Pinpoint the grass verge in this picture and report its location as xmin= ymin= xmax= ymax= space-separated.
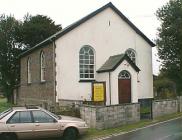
xmin=0 ymin=98 xmax=12 ymax=112
xmin=80 ymin=112 xmax=182 ymax=140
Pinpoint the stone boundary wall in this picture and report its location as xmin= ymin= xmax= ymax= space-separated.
xmin=152 ymin=99 xmax=178 ymax=119
xmin=80 ymin=103 xmax=140 ymax=129
xmin=177 ymin=96 xmax=182 ymax=112
xmin=58 ymin=99 xmax=83 ymax=108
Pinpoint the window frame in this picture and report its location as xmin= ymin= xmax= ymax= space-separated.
xmin=125 ymin=48 xmax=136 ymax=64
xmin=118 ymin=70 xmax=131 ymax=79
xmin=79 ymin=45 xmax=95 ymax=81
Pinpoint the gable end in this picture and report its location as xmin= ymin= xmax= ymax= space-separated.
xmin=19 ymin=2 xmax=155 ymax=58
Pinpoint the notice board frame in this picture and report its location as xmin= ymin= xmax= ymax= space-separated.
xmin=92 ymin=81 xmax=106 ymax=105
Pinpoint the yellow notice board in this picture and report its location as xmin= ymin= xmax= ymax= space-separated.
xmin=93 ymin=82 xmax=105 ymax=102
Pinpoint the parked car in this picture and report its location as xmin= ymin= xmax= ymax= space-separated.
xmin=0 ymin=106 xmax=88 ymax=140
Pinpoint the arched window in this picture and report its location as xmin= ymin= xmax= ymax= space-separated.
xmin=118 ymin=70 xmax=131 ymax=79
xmin=40 ymin=51 xmax=46 ymax=82
xmin=125 ymin=49 xmax=136 ymax=63
xmin=79 ymin=45 xmax=95 ymax=80
xmin=27 ymin=57 xmax=31 ymax=84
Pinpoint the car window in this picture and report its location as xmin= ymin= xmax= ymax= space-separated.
xmin=19 ymin=111 xmax=32 ymax=123
xmin=7 ymin=112 xmax=20 ymax=124
xmin=32 ymin=111 xmax=55 ymax=123
xmin=41 ymin=108 xmax=60 ymax=120
xmin=7 ymin=111 xmax=32 ymax=124
xmin=49 ymin=111 xmax=61 ymax=120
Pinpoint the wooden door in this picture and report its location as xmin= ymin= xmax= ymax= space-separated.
xmin=118 ymin=70 xmax=131 ymax=104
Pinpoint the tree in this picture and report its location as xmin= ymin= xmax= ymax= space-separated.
xmin=156 ymin=0 xmax=182 ymax=95
xmin=0 ymin=15 xmax=22 ymax=102
xmin=153 ymin=74 xmax=177 ymax=99
xmin=0 ymin=14 xmax=62 ymax=102
xmin=19 ymin=14 xmax=62 ymax=48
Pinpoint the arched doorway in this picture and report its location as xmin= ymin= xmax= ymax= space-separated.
xmin=118 ymin=70 xmax=131 ymax=104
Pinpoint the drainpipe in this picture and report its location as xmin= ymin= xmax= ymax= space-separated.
xmin=109 ymin=72 xmax=111 ymax=105
xmin=50 ymin=36 xmax=56 ymax=107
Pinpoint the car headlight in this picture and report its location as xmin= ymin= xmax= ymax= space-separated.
xmin=84 ymin=123 xmax=88 ymax=127
xmin=78 ymin=122 xmax=87 ymax=127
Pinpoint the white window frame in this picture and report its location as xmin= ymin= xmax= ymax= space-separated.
xmin=118 ymin=70 xmax=131 ymax=79
xmin=125 ymin=48 xmax=136 ymax=64
xmin=79 ymin=45 xmax=95 ymax=80
xmin=40 ymin=51 xmax=46 ymax=82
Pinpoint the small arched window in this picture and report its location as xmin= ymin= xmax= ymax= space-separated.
xmin=79 ymin=45 xmax=95 ymax=80
xmin=125 ymin=49 xmax=136 ymax=63
xmin=118 ymin=70 xmax=131 ymax=79
xmin=40 ymin=51 xmax=46 ymax=82
xmin=27 ymin=57 xmax=31 ymax=84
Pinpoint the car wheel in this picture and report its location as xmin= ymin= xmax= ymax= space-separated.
xmin=2 ymin=133 xmax=17 ymax=140
xmin=63 ymin=128 xmax=78 ymax=140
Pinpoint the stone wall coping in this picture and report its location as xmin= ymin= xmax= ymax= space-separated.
xmin=80 ymin=103 xmax=140 ymax=108
xmin=58 ymin=99 xmax=83 ymax=102
xmin=153 ymin=98 xmax=177 ymax=102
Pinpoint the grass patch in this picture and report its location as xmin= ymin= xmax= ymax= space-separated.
xmin=25 ymin=119 xmax=157 ymax=140
xmin=80 ymin=112 xmax=182 ymax=140
xmin=80 ymin=120 xmax=153 ymax=140
xmin=0 ymin=98 xmax=11 ymax=112
xmin=140 ymin=107 xmax=151 ymax=114
xmin=156 ymin=112 xmax=182 ymax=121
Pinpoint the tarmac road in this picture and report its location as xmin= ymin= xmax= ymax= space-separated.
xmin=104 ymin=117 xmax=182 ymax=140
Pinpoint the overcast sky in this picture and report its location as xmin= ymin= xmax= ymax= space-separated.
xmin=0 ymin=0 xmax=170 ymax=75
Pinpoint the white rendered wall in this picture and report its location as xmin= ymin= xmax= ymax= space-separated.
xmin=96 ymin=73 xmax=110 ymax=105
xmin=55 ymin=7 xmax=153 ymax=103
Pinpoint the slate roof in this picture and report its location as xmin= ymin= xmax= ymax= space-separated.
xmin=97 ymin=54 xmax=140 ymax=73
xmin=19 ymin=2 xmax=155 ymax=58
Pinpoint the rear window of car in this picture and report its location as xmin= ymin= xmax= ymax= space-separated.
xmin=0 ymin=109 xmax=13 ymax=120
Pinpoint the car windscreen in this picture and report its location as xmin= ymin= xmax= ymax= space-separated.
xmin=0 ymin=108 xmax=13 ymax=120
xmin=41 ymin=109 xmax=61 ymax=120
xmin=49 ymin=111 xmax=61 ymax=120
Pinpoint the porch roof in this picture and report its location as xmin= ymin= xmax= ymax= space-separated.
xmin=97 ymin=54 xmax=140 ymax=73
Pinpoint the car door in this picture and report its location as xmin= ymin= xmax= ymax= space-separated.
xmin=32 ymin=110 xmax=60 ymax=139
xmin=6 ymin=111 xmax=34 ymax=139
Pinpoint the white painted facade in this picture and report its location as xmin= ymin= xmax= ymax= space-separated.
xmin=55 ymin=7 xmax=153 ymax=105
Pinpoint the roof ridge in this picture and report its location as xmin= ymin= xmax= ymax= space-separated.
xmin=110 ymin=53 xmax=125 ymax=57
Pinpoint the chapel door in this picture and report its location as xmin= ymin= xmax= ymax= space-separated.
xmin=118 ymin=70 xmax=131 ymax=104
